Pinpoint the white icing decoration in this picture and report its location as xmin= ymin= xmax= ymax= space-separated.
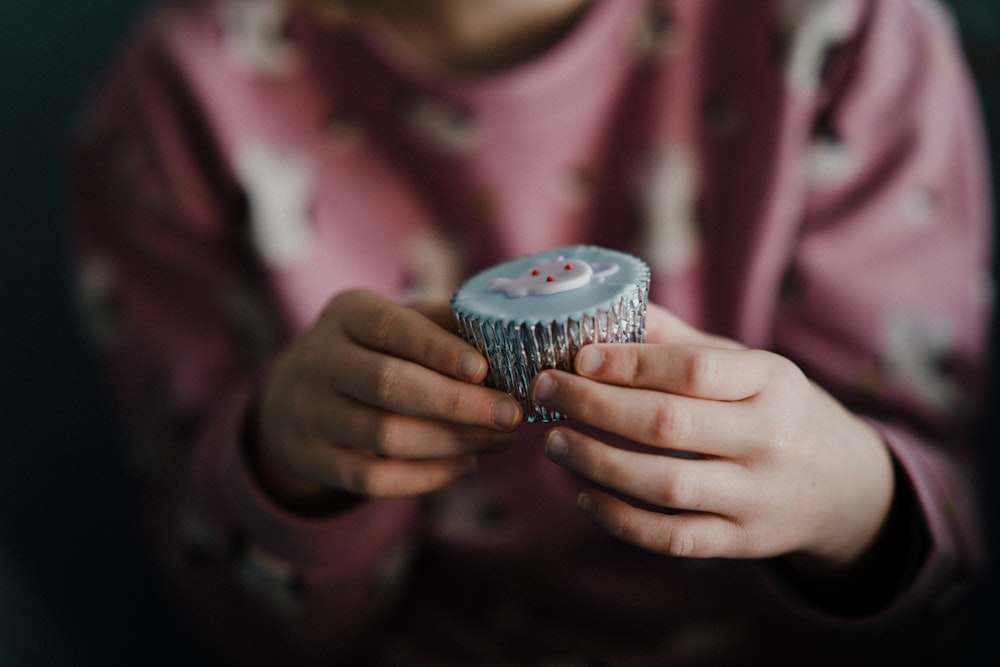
xmin=486 ymin=256 xmax=619 ymax=298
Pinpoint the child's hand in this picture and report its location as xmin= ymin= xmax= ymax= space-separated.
xmin=531 ymin=305 xmax=895 ymax=569
xmin=252 ymin=289 xmax=522 ymax=510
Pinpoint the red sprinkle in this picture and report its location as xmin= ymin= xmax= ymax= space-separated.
xmin=564 ymin=263 xmax=574 ymax=270
xmin=531 ymin=269 xmax=540 ymax=276
xmin=546 ymin=276 xmax=555 ymax=282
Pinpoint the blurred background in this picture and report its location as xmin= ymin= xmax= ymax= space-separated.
xmin=1 ymin=1 xmax=998 ymax=664
xmin=0 ymin=1 xmax=211 ymax=663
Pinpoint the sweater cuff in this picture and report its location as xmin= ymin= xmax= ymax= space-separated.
xmin=759 ymin=417 xmax=977 ymax=627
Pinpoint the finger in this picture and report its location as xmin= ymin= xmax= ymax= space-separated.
xmin=645 ymin=304 xmax=744 ymax=349
xmin=410 ymin=300 xmax=461 ymax=333
xmin=336 ymin=290 xmax=489 ymax=383
xmin=330 ymin=343 xmax=522 ymax=430
xmin=574 ymin=344 xmax=776 ymax=400
xmin=577 ymin=489 xmax=750 ymax=559
xmin=313 ymin=443 xmax=480 ymax=497
xmin=544 ymin=428 xmax=749 ymax=516
xmin=318 ymin=391 xmax=517 ymax=459
xmin=532 ymin=370 xmax=754 ymax=455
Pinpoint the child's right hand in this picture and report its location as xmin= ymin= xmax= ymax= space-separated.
xmin=251 ymin=289 xmax=523 ymax=512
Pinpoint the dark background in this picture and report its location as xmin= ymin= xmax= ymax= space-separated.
xmin=1 ymin=1 xmax=998 ymax=664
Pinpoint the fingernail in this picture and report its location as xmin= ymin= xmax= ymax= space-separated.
xmin=545 ymin=430 xmax=568 ymax=460
xmin=491 ymin=398 xmax=521 ymax=429
xmin=577 ymin=492 xmax=595 ymax=514
xmin=458 ymin=351 xmax=485 ymax=381
xmin=532 ymin=373 xmax=556 ymax=403
xmin=576 ymin=347 xmax=604 ymax=376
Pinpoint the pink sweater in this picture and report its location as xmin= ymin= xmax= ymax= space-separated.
xmin=72 ymin=0 xmax=991 ymax=664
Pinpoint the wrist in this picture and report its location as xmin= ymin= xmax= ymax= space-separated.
xmin=806 ymin=398 xmax=898 ymax=567
xmin=775 ymin=457 xmax=927 ymax=616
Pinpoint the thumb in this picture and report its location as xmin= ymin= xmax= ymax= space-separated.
xmin=409 ymin=300 xmax=460 ymax=333
xmin=645 ymin=304 xmax=745 ymax=350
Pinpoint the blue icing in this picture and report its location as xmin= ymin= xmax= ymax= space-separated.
xmin=451 ymin=245 xmax=648 ymax=323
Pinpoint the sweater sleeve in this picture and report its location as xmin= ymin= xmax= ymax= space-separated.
xmin=70 ymin=14 xmax=420 ymax=664
xmin=767 ymin=0 xmax=990 ymax=639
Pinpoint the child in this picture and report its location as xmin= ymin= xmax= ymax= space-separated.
xmin=72 ymin=0 xmax=992 ymax=664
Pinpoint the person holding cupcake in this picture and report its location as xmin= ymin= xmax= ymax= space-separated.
xmin=71 ymin=0 xmax=991 ymax=664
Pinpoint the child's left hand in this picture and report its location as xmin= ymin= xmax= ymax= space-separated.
xmin=531 ymin=304 xmax=895 ymax=570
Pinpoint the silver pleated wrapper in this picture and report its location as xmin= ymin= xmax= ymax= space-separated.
xmin=453 ymin=278 xmax=649 ymax=422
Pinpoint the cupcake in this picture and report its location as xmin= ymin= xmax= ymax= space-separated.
xmin=450 ymin=245 xmax=650 ymax=422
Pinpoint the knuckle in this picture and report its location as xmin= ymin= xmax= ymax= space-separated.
xmin=441 ymin=383 xmax=467 ymax=419
xmin=624 ymin=347 xmax=642 ymax=381
xmin=648 ymin=401 xmax=692 ymax=445
xmin=767 ymin=423 xmax=796 ymax=458
xmin=370 ymin=417 xmax=401 ymax=457
xmin=419 ymin=333 xmax=447 ymax=369
xmin=661 ymin=524 xmax=698 ymax=558
xmin=685 ymin=349 xmax=720 ymax=393
xmin=733 ymin=522 xmax=757 ymax=557
xmin=624 ymin=518 xmax=697 ymax=558
xmin=614 ymin=511 xmax=640 ymax=543
xmin=368 ymin=303 xmax=401 ymax=348
xmin=766 ymin=352 xmax=805 ymax=393
xmin=586 ymin=447 xmax=616 ymax=484
xmin=673 ymin=531 xmax=699 ymax=559
xmin=370 ymin=360 xmax=401 ymax=405
xmin=657 ymin=473 xmax=695 ymax=509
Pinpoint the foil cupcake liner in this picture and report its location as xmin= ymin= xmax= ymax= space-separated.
xmin=454 ymin=280 xmax=649 ymax=422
